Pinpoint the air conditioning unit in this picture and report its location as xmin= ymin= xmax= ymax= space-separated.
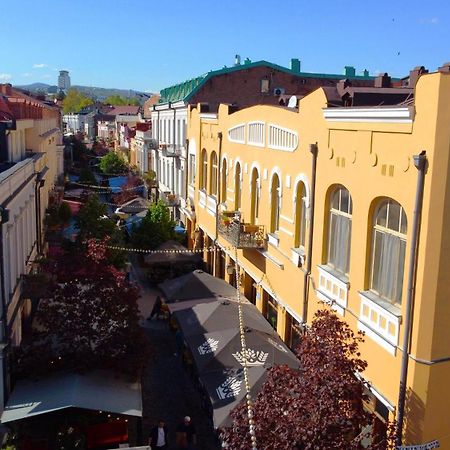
xmin=273 ymin=87 xmax=285 ymax=96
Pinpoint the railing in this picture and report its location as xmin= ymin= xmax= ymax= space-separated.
xmin=162 ymin=191 xmax=179 ymax=206
xmin=164 ymin=144 xmax=183 ymax=157
xmin=218 ymin=211 xmax=266 ymax=249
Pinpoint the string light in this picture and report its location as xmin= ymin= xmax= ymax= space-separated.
xmin=234 ymin=246 xmax=258 ymax=450
xmin=68 ymin=181 xmax=145 ymax=193
xmin=104 ymin=244 xmax=234 ymax=254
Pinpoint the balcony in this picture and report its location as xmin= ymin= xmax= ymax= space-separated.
xmin=162 ymin=191 xmax=179 ymax=207
xmin=163 ymin=144 xmax=183 ymax=157
xmin=218 ymin=211 xmax=266 ymax=249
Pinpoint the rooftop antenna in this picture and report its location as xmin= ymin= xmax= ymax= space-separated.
xmin=235 ymin=54 xmax=241 ymax=66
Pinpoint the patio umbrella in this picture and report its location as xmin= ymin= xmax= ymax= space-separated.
xmin=187 ymin=327 xmax=299 ymax=374
xmin=173 ymin=299 xmax=275 ymax=337
xmin=158 ymin=270 xmax=237 ymax=302
xmin=198 ymin=366 xmax=268 ymax=429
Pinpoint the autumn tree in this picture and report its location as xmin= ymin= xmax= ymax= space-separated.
xmin=15 ymin=239 xmax=148 ymax=378
xmin=112 ymin=174 xmax=143 ymax=205
xmin=220 ymin=309 xmax=394 ymax=450
xmin=62 ymin=88 xmax=94 ymax=114
xmin=105 ymin=94 xmax=140 ymax=106
xmin=130 ymin=200 xmax=176 ymax=250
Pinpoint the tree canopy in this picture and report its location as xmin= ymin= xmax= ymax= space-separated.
xmin=220 ymin=309 xmax=394 ymax=450
xmin=62 ymin=88 xmax=94 ymax=114
xmin=130 ymin=200 xmax=176 ymax=250
xmin=105 ymin=95 xmax=140 ymax=106
xmin=113 ymin=174 xmax=143 ymax=205
xmin=99 ymin=151 xmax=128 ymax=174
xmin=15 ymin=239 xmax=148 ymax=378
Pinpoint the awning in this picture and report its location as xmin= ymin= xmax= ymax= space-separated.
xmin=159 ymin=270 xmax=237 ymax=302
xmin=1 ymin=371 xmax=142 ymax=423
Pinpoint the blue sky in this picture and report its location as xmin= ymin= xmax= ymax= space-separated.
xmin=1 ymin=0 xmax=448 ymax=92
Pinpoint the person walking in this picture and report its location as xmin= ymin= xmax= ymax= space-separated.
xmin=175 ymin=416 xmax=196 ymax=450
xmin=147 ymin=295 xmax=162 ymax=321
xmin=149 ymin=419 xmax=169 ymax=449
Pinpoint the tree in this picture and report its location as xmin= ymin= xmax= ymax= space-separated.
xmin=105 ymin=95 xmax=139 ymax=106
xmin=58 ymin=201 xmax=73 ymax=224
xmin=99 ymin=151 xmax=128 ymax=174
xmin=78 ymin=167 xmax=97 ymax=186
xmin=130 ymin=200 xmax=176 ymax=250
xmin=112 ymin=174 xmax=143 ymax=205
xmin=15 ymin=239 xmax=148 ymax=377
xmin=56 ymin=90 xmax=66 ymax=101
xmin=220 ymin=309 xmax=394 ymax=450
xmin=62 ymin=89 xmax=94 ymax=114
xmin=75 ymin=194 xmax=126 ymax=267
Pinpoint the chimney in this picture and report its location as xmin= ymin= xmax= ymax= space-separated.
xmin=234 ymin=54 xmax=241 ymax=66
xmin=344 ymin=66 xmax=356 ymax=77
xmin=0 ymin=84 xmax=12 ymax=96
xmin=363 ymin=69 xmax=369 ymax=77
xmin=438 ymin=62 xmax=450 ymax=73
xmin=374 ymin=73 xmax=391 ymax=88
xmin=244 ymin=57 xmax=252 ymax=65
xmin=408 ymin=66 xmax=428 ymax=87
xmin=291 ymin=58 xmax=301 ymax=73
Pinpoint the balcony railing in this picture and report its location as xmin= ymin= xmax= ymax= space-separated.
xmin=162 ymin=191 xmax=179 ymax=207
xmin=218 ymin=211 xmax=266 ymax=249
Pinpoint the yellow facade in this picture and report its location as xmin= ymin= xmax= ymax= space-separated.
xmin=186 ymin=70 xmax=450 ymax=447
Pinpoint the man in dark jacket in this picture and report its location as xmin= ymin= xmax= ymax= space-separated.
xmin=149 ymin=419 xmax=169 ymax=449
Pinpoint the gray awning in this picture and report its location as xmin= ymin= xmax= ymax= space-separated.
xmin=1 ymin=371 xmax=142 ymax=423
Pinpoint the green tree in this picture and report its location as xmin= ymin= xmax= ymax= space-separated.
xmin=75 ymin=194 xmax=115 ymax=240
xmin=78 ymin=167 xmax=97 ymax=185
xmin=56 ymin=90 xmax=66 ymax=101
xmin=58 ymin=201 xmax=72 ymax=224
xmin=105 ymin=95 xmax=140 ymax=106
xmin=99 ymin=151 xmax=128 ymax=174
xmin=130 ymin=200 xmax=176 ymax=249
xmin=62 ymin=88 xmax=94 ymax=114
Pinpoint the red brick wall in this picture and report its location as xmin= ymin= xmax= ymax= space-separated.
xmin=189 ymin=66 xmax=374 ymax=111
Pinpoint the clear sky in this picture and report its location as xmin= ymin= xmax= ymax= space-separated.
xmin=1 ymin=0 xmax=449 ymax=93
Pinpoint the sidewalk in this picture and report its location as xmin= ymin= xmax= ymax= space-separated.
xmin=131 ymin=259 xmax=219 ymax=450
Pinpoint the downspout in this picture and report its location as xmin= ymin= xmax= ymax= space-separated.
xmin=302 ymin=143 xmax=318 ymax=325
xmin=172 ymin=105 xmax=177 ymax=218
xmin=395 ymin=151 xmax=427 ymax=447
xmin=34 ymin=175 xmax=44 ymax=255
xmin=215 ymin=132 xmax=223 ymax=273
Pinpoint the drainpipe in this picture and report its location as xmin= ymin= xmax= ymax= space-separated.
xmin=34 ymin=175 xmax=44 ymax=255
xmin=172 ymin=105 xmax=177 ymax=218
xmin=214 ymin=132 xmax=223 ymax=273
xmin=395 ymin=151 xmax=427 ymax=447
xmin=302 ymin=143 xmax=318 ymax=325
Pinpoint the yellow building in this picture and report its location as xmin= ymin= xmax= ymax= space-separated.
xmin=185 ymin=67 xmax=450 ymax=447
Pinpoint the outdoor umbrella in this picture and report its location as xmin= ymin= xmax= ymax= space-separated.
xmin=173 ymin=299 xmax=275 ymax=336
xmin=198 ymin=366 xmax=268 ymax=429
xmin=158 ymin=270 xmax=237 ymax=302
xmin=187 ymin=327 xmax=299 ymax=374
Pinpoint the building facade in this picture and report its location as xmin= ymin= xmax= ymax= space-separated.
xmin=151 ymin=59 xmax=380 ymax=221
xmin=186 ymin=67 xmax=450 ymax=447
xmin=0 ymin=84 xmax=63 ymax=409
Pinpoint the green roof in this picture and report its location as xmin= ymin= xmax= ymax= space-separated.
xmin=158 ymin=60 xmax=398 ymax=105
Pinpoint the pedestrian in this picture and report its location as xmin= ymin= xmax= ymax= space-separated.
xmin=147 ymin=295 xmax=162 ymax=321
xmin=149 ymin=419 xmax=169 ymax=449
xmin=176 ymin=416 xmax=197 ymax=450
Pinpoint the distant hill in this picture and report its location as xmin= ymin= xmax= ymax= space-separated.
xmin=16 ymin=82 xmax=152 ymax=101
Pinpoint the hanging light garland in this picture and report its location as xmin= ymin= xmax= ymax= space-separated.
xmin=234 ymin=247 xmax=258 ymax=450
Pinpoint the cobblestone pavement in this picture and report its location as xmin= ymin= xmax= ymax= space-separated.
xmin=131 ymin=259 xmax=220 ymax=450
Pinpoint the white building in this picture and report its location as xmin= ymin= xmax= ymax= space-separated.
xmin=58 ymin=70 xmax=71 ymax=92
xmin=151 ymin=101 xmax=187 ymax=219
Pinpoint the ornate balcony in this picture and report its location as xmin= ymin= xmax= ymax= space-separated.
xmin=218 ymin=211 xmax=266 ymax=249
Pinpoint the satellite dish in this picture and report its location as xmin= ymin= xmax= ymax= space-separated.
xmin=287 ymin=95 xmax=298 ymax=108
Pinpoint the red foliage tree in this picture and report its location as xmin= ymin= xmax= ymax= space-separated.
xmin=15 ymin=238 xmax=148 ymax=378
xmin=112 ymin=174 xmax=143 ymax=205
xmin=220 ymin=309 xmax=394 ymax=450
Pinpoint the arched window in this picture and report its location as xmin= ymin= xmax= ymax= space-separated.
xmin=210 ymin=151 xmax=218 ymax=196
xmin=235 ymin=162 xmax=241 ymax=210
xmin=294 ymin=182 xmax=307 ymax=248
xmin=221 ymin=158 xmax=227 ymax=202
xmin=327 ymin=186 xmax=352 ymax=276
xmin=370 ymin=199 xmax=407 ymax=304
xmin=200 ymin=149 xmax=207 ymax=190
xmin=250 ymin=168 xmax=260 ymax=225
xmin=270 ymin=173 xmax=281 ymax=233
